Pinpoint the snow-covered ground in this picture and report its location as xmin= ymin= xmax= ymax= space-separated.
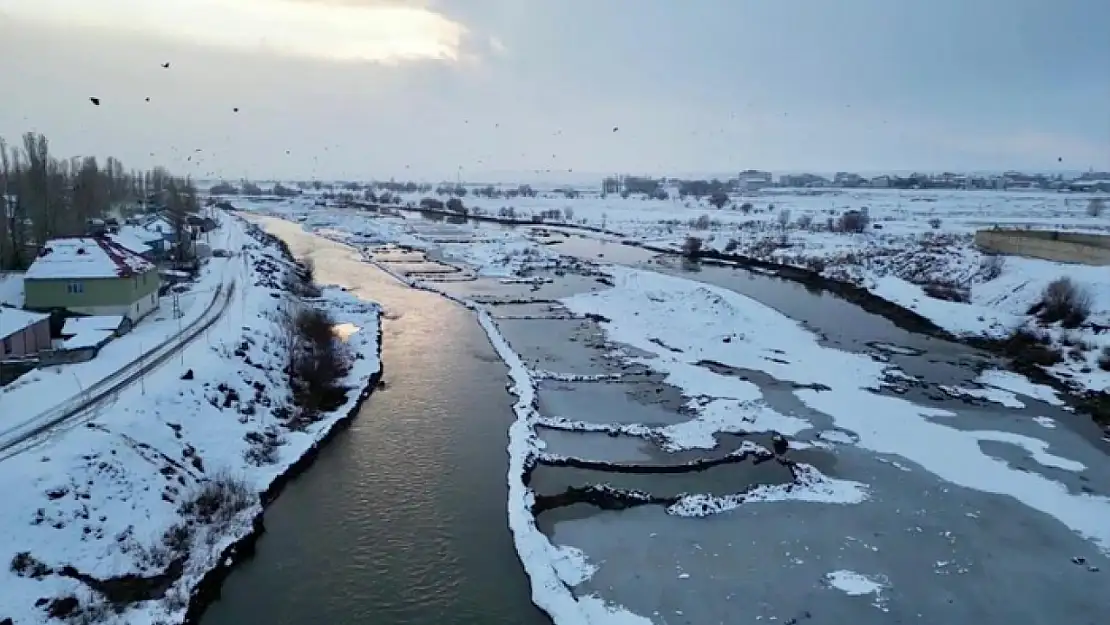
xmin=0 ymin=215 xmax=381 ymax=625
xmin=0 ymin=272 xmax=24 ymax=307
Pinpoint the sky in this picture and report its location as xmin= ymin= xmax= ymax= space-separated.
xmin=0 ymin=0 xmax=1107 ymax=182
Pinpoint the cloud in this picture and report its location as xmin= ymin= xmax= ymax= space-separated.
xmin=488 ymin=36 xmax=508 ymax=55
xmin=0 ymin=0 xmax=469 ymax=64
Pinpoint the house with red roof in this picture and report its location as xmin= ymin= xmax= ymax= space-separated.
xmin=22 ymin=237 xmax=161 ymax=322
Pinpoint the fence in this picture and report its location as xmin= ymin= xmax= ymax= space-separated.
xmin=974 ymin=229 xmax=1110 ymax=266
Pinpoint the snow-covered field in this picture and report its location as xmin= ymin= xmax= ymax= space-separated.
xmin=0 ymin=215 xmax=381 ymax=625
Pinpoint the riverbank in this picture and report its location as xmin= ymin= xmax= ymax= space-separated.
xmin=0 ymin=215 xmax=382 ymax=625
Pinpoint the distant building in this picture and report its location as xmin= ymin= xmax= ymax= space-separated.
xmin=834 ymin=172 xmax=865 ymax=187
xmin=23 ymin=237 xmax=160 ymax=321
xmin=737 ymin=170 xmax=773 ymax=191
xmin=778 ymin=173 xmax=828 ymax=188
xmin=870 ymin=175 xmax=890 ymax=188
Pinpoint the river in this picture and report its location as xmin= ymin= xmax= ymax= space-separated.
xmin=201 ymin=214 xmax=1110 ymax=625
xmin=200 ymin=217 xmax=549 ymax=625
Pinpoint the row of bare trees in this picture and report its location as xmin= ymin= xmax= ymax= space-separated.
xmin=0 ymin=132 xmax=199 ymax=270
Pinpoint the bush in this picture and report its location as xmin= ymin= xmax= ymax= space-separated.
xmin=1038 ymin=277 xmax=1092 ymax=327
xmin=690 ymin=214 xmax=712 ymax=230
xmin=739 ymin=202 xmax=753 ymax=214
xmin=445 ymin=197 xmax=467 ymax=214
xmin=795 ymin=214 xmax=813 ymax=230
xmin=838 ymin=210 xmax=870 ymax=233
xmin=681 ymin=236 xmax=703 ymax=258
xmin=1098 ymin=347 xmax=1110 ymax=372
xmin=1088 ymin=198 xmax=1105 ymax=217
xmin=178 ymin=472 xmax=254 ymax=528
xmin=978 ymin=254 xmax=1005 ymax=281
xmin=285 ymin=305 xmax=350 ymax=419
xmin=777 ymin=209 xmax=792 ymax=228
xmin=723 ymin=238 xmax=739 ymax=253
xmin=708 ymin=192 xmax=729 ymax=209
xmin=1000 ymin=327 xmax=1064 ymax=367
xmin=928 ymin=217 xmax=942 ymax=229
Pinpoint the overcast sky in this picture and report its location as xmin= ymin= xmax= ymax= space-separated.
xmin=0 ymin=0 xmax=1106 ymax=182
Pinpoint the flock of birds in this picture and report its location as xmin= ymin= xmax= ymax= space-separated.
xmin=81 ymin=61 xmax=1067 ymax=175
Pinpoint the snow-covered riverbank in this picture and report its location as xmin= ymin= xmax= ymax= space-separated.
xmin=0 ymin=216 xmax=382 ymax=625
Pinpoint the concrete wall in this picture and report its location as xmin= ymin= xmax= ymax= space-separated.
xmin=975 ymin=229 xmax=1110 ymax=266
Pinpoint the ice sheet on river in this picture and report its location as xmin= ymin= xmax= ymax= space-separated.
xmin=559 ymin=266 xmax=1110 ymax=554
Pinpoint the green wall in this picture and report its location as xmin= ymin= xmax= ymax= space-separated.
xmin=24 ymin=268 xmax=160 ymax=310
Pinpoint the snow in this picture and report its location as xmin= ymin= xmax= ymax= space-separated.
xmin=824 ymin=570 xmax=885 ymax=596
xmin=0 ymin=272 xmax=24 ymax=307
xmin=0 ymin=214 xmax=382 ymax=624
xmin=0 ymin=306 xmax=48 ymax=340
xmin=25 ymin=237 xmax=155 ymax=280
xmin=62 ymin=315 xmax=125 ymax=336
xmin=560 ymin=266 xmax=1110 ymax=553
xmin=976 ymin=369 xmax=1065 ymax=406
xmin=107 ymin=228 xmax=154 ymax=256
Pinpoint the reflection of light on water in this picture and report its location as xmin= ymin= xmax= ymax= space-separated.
xmin=333 ymin=323 xmax=361 ymax=342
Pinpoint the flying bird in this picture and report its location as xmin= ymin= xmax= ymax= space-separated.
xmin=89 ymin=97 xmax=100 ymax=105
xmin=233 ymin=107 xmax=239 ymax=112
xmin=612 ymin=126 xmax=619 ymax=132
xmin=161 ymin=62 xmax=170 ymax=68
xmin=145 ymin=97 xmax=150 ymax=102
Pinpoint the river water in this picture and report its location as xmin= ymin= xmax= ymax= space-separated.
xmin=200 ymin=218 xmax=549 ymax=625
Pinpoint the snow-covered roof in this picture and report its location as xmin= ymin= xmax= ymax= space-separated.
xmin=107 ymin=228 xmax=155 ymax=255
xmin=64 ymin=329 xmax=114 ymax=349
xmin=0 ymin=273 xmax=23 ymax=307
xmin=25 ymin=237 xmax=155 ymax=280
xmin=0 ymin=306 xmax=49 ymax=339
xmin=63 ymin=315 xmax=125 ymax=336
xmin=143 ymin=216 xmax=174 ymax=234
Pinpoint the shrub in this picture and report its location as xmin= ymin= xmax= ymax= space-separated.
xmin=681 ymin=236 xmax=703 ymax=258
xmin=690 ymin=214 xmax=712 ymax=230
xmin=777 ymin=209 xmax=792 ymax=228
xmin=1088 ymin=198 xmax=1105 ymax=217
xmin=928 ymin=217 xmax=942 ymax=229
xmin=445 ymin=197 xmax=467 ymax=214
xmin=1098 ymin=347 xmax=1110 ymax=372
xmin=708 ymin=192 xmax=729 ymax=209
xmin=978 ymin=254 xmax=1005 ymax=281
xmin=178 ymin=472 xmax=254 ymax=528
xmin=795 ymin=214 xmax=813 ymax=230
xmin=1038 ymin=277 xmax=1092 ymax=327
xmin=838 ymin=210 xmax=870 ymax=233
xmin=723 ymin=238 xmax=739 ymax=253
xmin=563 ymin=206 xmax=574 ymax=221
xmin=1000 ymin=327 xmax=1064 ymax=367
xmin=739 ymin=202 xmax=753 ymax=214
